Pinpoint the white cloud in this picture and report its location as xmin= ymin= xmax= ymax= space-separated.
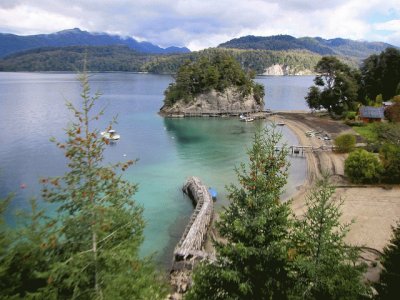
xmin=373 ymin=19 xmax=400 ymax=31
xmin=0 ymin=0 xmax=399 ymax=50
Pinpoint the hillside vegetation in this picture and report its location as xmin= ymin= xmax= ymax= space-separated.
xmin=219 ymin=34 xmax=396 ymax=61
xmin=0 ymin=45 xmax=327 ymax=74
xmin=163 ymin=52 xmax=265 ymax=107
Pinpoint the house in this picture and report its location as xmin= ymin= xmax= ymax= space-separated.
xmin=359 ymin=106 xmax=385 ymax=123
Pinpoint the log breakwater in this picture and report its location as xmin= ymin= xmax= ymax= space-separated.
xmin=169 ymin=176 xmax=215 ymax=298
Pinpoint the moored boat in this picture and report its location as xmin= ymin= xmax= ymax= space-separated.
xmin=101 ymin=129 xmax=120 ymax=140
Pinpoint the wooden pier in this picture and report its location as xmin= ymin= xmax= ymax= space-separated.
xmin=275 ymin=145 xmax=335 ymax=156
xmin=174 ymin=176 xmax=214 ymax=261
xmin=170 ymin=177 xmax=215 ymax=296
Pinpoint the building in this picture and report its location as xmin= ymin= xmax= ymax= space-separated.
xmin=359 ymin=106 xmax=385 ymax=123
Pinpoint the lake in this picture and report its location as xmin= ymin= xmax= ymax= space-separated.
xmin=0 ymin=72 xmax=312 ymax=266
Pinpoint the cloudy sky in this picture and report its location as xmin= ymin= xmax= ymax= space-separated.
xmin=1 ymin=0 xmax=399 ymax=50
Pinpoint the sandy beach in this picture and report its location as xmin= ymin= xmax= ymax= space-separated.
xmin=275 ymin=112 xmax=400 ymax=254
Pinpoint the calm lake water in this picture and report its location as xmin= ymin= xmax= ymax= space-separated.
xmin=0 ymin=72 xmax=312 ymax=265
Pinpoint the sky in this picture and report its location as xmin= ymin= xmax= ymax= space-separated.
xmin=0 ymin=0 xmax=399 ymax=51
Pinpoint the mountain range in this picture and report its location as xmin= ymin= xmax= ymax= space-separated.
xmin=218 ymin=35 xmax=396 ymax=60
xmin=0 ymin=28 xmax=190 ymax=58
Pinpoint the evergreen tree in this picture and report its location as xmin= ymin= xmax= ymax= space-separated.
xmin=289 ymin=176 xmax=368 ymax=299
xmin=38 ymin=70 xmax=168 ymax=299
xmin=0 ymin=70 xmax=168 ymax=299
xmin=375 ymin=221 xmax=400 ymax=299
xmin=0 ymin=199 xmax=53 ymax=299
xmin=186 ymin=126 xmax=292 ymax=299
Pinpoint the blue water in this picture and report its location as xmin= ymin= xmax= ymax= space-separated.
xmin=0 ymin=72 xmax=310 ymax=265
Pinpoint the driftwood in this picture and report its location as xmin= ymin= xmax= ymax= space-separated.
xmin=169 ymin=177 xmax=215 ymax=299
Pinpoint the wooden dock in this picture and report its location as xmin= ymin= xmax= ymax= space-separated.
xmin=173 ymin=176 xmax=214 ymax=261
xmin=170 ymin=177 xmax=215 ymax=296
xmin=275 ymin=145 xmax=335 ymax=156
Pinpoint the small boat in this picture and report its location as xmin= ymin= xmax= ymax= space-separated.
xmin=240 ymin=116 xmax=255 ymax=122
xmin=101 ymin=129 xmax=120 ymax=141
xmin=277 ymin=122 xmax=285 ymax=126
xmin=208 ymin=187 xmax=218 ymax=201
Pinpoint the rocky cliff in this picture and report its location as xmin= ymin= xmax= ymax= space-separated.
xmin=262 ymin=64 xmax=313 ymax=76
xmin=160 ymin=87 xmax=263 ymax=116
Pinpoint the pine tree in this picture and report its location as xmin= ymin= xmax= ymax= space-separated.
xmin=375 ymin=221 xmax=400 ymax=299
xmin=0 ymin=70 xmax=168 ymax=299
xmin=290 ymin=176 xmax=368 ymax=299
xmin=186 ymin=126 xmax=293 ymax=299
xmin=31 ymin=70 xmax=166 ymax=299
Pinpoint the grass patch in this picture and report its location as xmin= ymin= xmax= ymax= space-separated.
xmin=353 ymin=123 xmax=378 ymax=142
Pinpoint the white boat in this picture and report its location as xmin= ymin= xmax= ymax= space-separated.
xmin=101 ymin=129 xmax=120 ymax=141
xmin=240 ymin=114 xmax=255 ymax=122
xmin=241 ymin=116 xmax=254 ymax=122
xmin=277 ymin=122 xmax=285 ymax=126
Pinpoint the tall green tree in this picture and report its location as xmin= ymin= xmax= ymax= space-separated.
xmin=186 ymin=127 xmax=293 ymax=299
xmin=38 ymin=70 xmax=168 ymax=299
xmin=290 ymin=176 xmax=368 ymax=299
xmin=375 ymin=221 xmax=400 ymax=299
xmin=361 ymin=48 xmax=400 ymax=101
xmin=0 ymin=70 xmax=168 ymax=299
xmin=305 ymin=56 xmax=359 ymax=115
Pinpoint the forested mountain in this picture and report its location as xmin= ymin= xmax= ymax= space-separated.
xmin=219 ymin=35 xmax=396 ymax=60
xmin=0 ymin=45 xmax=326 ymax=74
xmin=0 ymin=28 xmax=190 ymax=58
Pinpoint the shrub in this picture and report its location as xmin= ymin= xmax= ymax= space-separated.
xmin=344 ymin=149 xmax=382 ymax=184
xmin=334 ymin=134 xmax=356 ymax=153
xmin=379 ymin=143 xmax=400 ymax=183
xmin=346 ymin=111 xmax=357 ymax=120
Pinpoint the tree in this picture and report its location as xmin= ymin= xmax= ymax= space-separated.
xmin=379 ymin=143 xmax=400 ymax=183
xmin=289 ymin=176 xmax=368 ymax=299
xmin=344 ymin=149 xmax=382 ymax=184
xmin=361 ymin=48 xmax=400 ymax=102
xmin=375 ymin=221 xmax=400 ymax=299
xmin=305 ymin=56 xmax=359 ymax=115
xmin=0 ymin=70 xmax=168 ymax=299
xmin=334 ymin=134 xmax=356 ymax=153
xmin=385 ymin=102 xmax=400 ymax=123
xmin=186 ymin=126 xmax=293 ymax=299
xmin=0 ymin=199 xmax=54 ymax=299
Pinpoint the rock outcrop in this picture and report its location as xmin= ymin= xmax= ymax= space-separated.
xmin=160 ymin=87 xmax=262 ymax=116
xmin=262 ymin=64 xmax=313 ymax=76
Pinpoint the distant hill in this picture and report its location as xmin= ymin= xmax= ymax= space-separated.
xmin=0 ymin=45 xmax=326 ymax=75
xmin=218 ymin=35 xmax=396 ymax=60
xmin=0 ymin=28 xmax=190 ymax=58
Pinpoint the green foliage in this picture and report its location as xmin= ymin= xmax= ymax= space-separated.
xmin=346 ymin=111 xmax=357 ymax=120
xmin=0 ymin=70 xmax=168 ymax=299
xmin=360 ymin=48 xmax=400 ymax=101
xmin=186 ymin=127 xmax=292 ymax=299
xmin=374 ymin=123 xmax=400 ymax=145
xmin=375 ymin=221 xmax=400 ymax=299
xmin=306 ymin=56 xmax=359 ymax=115
xmin=344 ymin=149 xmax=382 ymax=184
xmin=334 ymin=134 xmax=356 ymax=153
xmin=385 ymin=102 xmax=400 ymax=122
xmin=352 ymin=123 xmax=378 ymax=143
xmin=290 ymin=176 xmax=368 ymax=299
xmin=379 ymin=143 xmax=400 ymax=183
xmin=164 ymin=52 xmax=264 ymax=107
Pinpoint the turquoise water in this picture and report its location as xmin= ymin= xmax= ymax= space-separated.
xmin=0 ymin=72 xmax=308 ymax=265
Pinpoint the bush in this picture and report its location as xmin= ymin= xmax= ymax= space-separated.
xmin=334 ymin=134 xmax=356 ymax=153
xmin=344 ymin=149 xmax=382 ymax=184
xmin=346 ymin=111 xmax=357 ymax=120
xmin=380 ymin=143 xmax=400 ymax=183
